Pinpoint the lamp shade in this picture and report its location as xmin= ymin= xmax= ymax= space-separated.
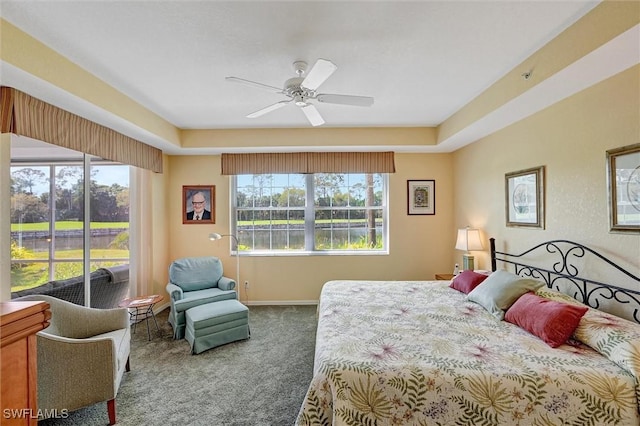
xmin=455 ymin=228 xmax=483 ymax=251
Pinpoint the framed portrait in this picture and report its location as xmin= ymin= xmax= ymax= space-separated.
xmin=505 ymin=166 xmax=545 ymax=229
xmin=606 ymin=143 xmax=640 ymax=233
xmin=407 ymin=180 xmax=435 ymax=215
xmin=182 ymin=185 xmax=215 ymax=224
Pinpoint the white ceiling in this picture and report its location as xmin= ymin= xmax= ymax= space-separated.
xmin=3 ymin=0 xmax=636 ymax=155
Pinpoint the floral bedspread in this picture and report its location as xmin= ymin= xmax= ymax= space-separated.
xmin=296 ymin=280 xmax=640 ymax=426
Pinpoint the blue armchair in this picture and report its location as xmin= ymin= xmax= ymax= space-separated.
xmin=166 ymin=256 xmax=237 ymax=339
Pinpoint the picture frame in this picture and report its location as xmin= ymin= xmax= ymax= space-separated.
xmin=606 ymin=143 xmax=640 ymax=233
xmin=407 ymin=180 xmax=435 ymax=215
xmin=182 ymin=185 xmax=215 ymax=224
xmin=505 ymin=166 xmax=545 ymax=229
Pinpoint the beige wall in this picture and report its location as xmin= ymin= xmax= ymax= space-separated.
xmin=149 ymin=156 xmax=171 ymax=299
xmin=167 ymin=151 xmax=454 ymax=303
xmin=452 ymin=65 xmax=640 ymax=287
xmin=181 ymin=127 xmax=438 ymax=151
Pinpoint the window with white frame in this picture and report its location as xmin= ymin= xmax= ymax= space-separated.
xmin=233 ymin=173 xmax=388 ymax=253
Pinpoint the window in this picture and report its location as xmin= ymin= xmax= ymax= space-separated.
xmin=10 ymin=151 xmax=130 ymax=295
xmin=233 ymin=173 xmax=388 ymax=254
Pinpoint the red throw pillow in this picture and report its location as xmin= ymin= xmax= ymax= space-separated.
xmin=505 ymin=292 xmax=589 ymax=348
xmin=449 ymin=270 xmax=488 ymax=294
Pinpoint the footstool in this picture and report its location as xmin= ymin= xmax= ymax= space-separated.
xmin=185 ymin=299 xmax=250 ymax=354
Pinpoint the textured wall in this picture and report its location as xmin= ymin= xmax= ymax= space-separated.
xmin=452 ymin=65 xmax=640 ymax=291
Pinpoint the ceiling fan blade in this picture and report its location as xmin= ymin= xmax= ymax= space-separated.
xmin=301 ymin=104 xmax=325 ymax=127
xmin=247 ymin=100 xmax=291 ymax=118
xmin=316 ymin=93 xmax=374 ymax=107
xmin=226 ymin=76 xmax=283 ymax=94
xmin=301 ymin=59 xmax=337 ymax=91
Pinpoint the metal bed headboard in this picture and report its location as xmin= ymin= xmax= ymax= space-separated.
xmin=490 ymin=238 xmax=640 ymax=324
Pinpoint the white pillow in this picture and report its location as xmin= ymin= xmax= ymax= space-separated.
xmin=466 ymin=270 xmax=544 ymax=320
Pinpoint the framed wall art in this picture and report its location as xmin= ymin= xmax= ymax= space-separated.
xmin=407 ymin=180 xmax=435 ymax=215
xmin=183 ymin=185 xmax=215 ymax=224
xmin=606 ymin=143 xmax=640 ymax=233
xmin=505 ymin=166 xmax=545 ymax=229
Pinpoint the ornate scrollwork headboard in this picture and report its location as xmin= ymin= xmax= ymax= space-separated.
xmin=490 ymin=238 xmax=640 ymax=324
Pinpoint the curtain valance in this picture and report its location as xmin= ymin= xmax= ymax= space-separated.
xmin=1 ymin=86 xmax=163 ymax=173
xmin=221 ymin=151 xmax=395 ymax=175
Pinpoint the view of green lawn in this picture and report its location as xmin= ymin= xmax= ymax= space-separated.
xmin=10 ymin=248 xmax=129 ymax=292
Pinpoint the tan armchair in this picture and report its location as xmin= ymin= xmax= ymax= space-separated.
xmin=16 ymin=294 xmax=131 ymax=425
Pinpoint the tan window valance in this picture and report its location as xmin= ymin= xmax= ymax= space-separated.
xmin=1 ymin=86 xmax=163 ymax=173
xmin=221 ymin=151 xmax=395 ymax=175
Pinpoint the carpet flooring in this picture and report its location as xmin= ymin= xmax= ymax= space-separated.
xmin=39 ymin=305 xmax=318 ymax=426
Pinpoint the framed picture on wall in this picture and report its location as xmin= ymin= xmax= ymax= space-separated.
xmin=182 ymin=185 xmax=215 ymax=224
xmin=606 ymin=143 xmax=640 ymax=233
xmin=505 ymin=166 xmax=545 ymax=229
xmin=407 ymin=180 xmax=435 ymax=215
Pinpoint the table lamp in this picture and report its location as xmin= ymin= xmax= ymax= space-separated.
xmin=455 ymin=227 xmax=483 ymax=271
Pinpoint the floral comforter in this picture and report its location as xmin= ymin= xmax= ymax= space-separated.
xmin=296 ymin=280 xmax=640 ymax=426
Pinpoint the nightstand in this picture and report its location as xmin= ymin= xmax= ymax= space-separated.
xmin=435 ymin=273 xmax=455 ymax=280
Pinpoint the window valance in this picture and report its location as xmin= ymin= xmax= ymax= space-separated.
xmin=221 ymin=151 xmax=395 ymax=175
xmin=1 ymin=86 xmax=163 ymax=173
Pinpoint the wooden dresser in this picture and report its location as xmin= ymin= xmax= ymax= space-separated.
xmin=1 ymin=301 xmax=51 ymax=426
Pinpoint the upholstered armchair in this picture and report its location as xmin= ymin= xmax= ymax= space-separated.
xmin=166 ymin=256 xmax=237 ymax=339
xmin=15 ymin=294 xmax=130 ymax=425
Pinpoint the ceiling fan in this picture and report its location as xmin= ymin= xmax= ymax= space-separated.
xmin=226 ymin=59 xmax=374 ymax=127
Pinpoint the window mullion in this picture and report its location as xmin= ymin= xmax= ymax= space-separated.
xmin=48 ymin=165 xmax=56 ymax=281
xmin=231 ymin=175 xmax=238 ymax=237
xmin=305 ymin=174 xmax=315 ymax=251
xmin=83 ymin=155 xmax=91 ymax=306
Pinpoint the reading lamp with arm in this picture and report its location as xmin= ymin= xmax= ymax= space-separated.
xmin=208 ymin=233 xmax=240 ymax=299
xmin=455 ymin=227 xmax=483 ymax=271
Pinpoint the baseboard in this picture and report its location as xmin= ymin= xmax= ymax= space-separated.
xmin=245 ymin=300 xmax=318 ymax=306
xmin=153 ymin=302 xmax=170 ymax=313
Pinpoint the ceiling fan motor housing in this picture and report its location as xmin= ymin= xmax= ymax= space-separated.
xmin=293 ymin=60 xmax=308 ymax=75
xmin=284 ymin=77 xmax=314 ymax=103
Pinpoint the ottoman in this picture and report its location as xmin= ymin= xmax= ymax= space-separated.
xmin=185 ymin=299 xmax=250 ymax=354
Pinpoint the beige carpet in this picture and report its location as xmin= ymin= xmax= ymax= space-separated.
xmin=39 ymin=305 xmax=318 ymax=426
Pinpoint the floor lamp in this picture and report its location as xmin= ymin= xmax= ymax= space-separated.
xmin=455 ymin=227 xmax=483 ymax=271
xmin=209 ymin=233 xmax=240 ymax=299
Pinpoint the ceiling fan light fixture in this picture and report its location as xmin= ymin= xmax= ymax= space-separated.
xmin=294 ymin=95 xmax=306 ymax=107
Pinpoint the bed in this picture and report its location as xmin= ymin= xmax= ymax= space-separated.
xmin=296 ymin=239 xmax=640 ymax=425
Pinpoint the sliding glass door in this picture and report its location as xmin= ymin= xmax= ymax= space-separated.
xmin=10 ymin=138 xmax=130 ymax=306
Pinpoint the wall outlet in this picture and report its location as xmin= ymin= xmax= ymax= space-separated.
xmin=244 ymin=280 xmax=249 ymax=289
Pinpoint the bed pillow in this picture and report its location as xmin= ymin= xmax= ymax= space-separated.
xmin=449 ymin=270 xmax=489 ymax=294
xmin=505 ymin=292 xmax=588 ymax=347
xmin=466 ymin=270 xmax=544 ymax=320
xmin=573 ymin=309 xmax=640 ymax=386
xmin=534 ymin=287 xmax=588 ymax=307
xmin=534 ymin=287 xmax=640 ymax=379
